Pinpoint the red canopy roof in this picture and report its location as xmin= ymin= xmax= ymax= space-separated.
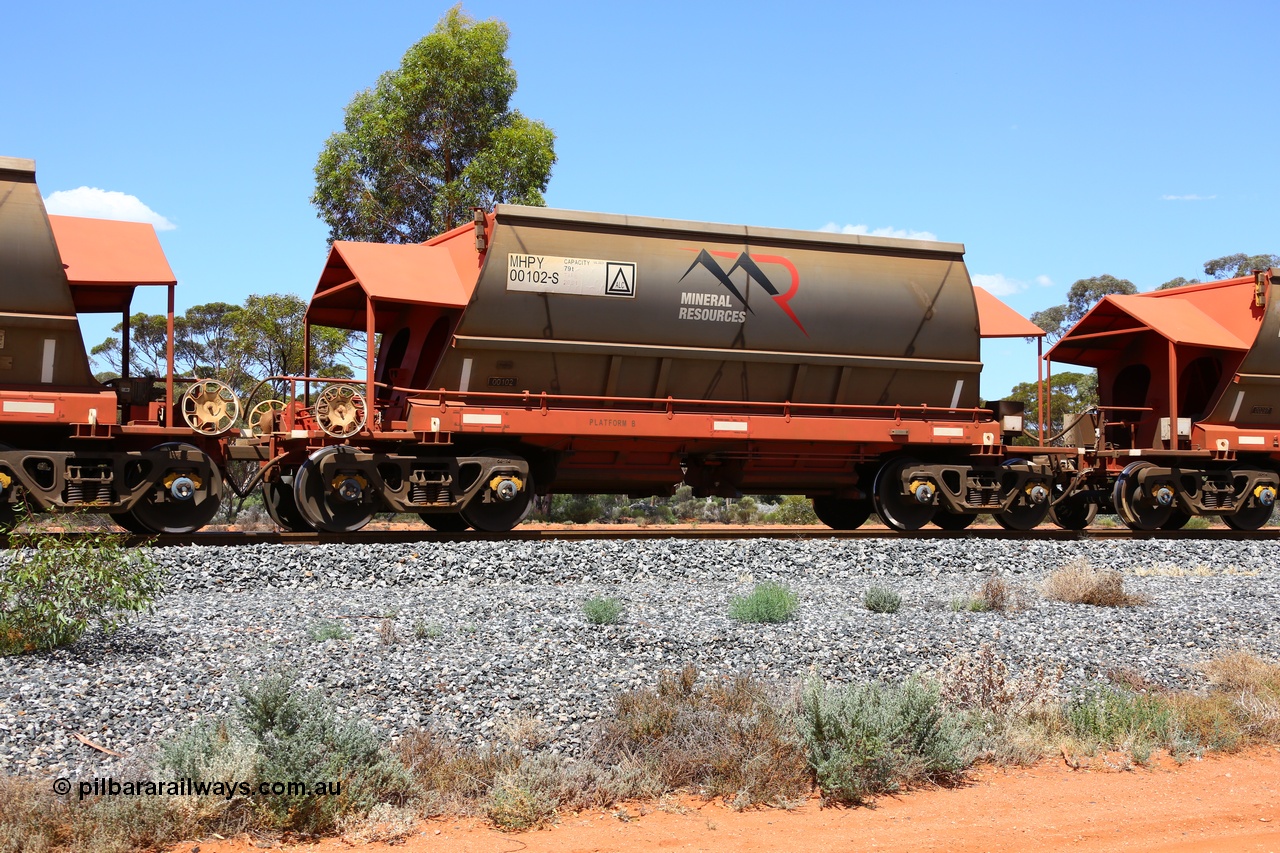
xmin=48 ymin=215 xmax=175 ymax=313
xmin=973 ymin=286 xmax=1045 ymax=338
xmin=307 ymin=224 xmax=481 ymax=330
xmin=1049 ymin=285 xmax=1256 ymax=368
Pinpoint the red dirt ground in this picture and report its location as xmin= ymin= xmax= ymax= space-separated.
xmin=175 ymin=747 xmax=1280 ymax=853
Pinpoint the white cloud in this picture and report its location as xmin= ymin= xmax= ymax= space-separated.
xmin=43 ymin=186 xmax=176 ymax=231
xmin=971 ymin=273 xmax=1024 ymax=297
xmin=1160 ymin=194 xmax=1216 ymax=201
xmin=819 ymin=222 xmax=938 ymax=241
xmin=1035 ymin=274 xmax=1053 ymax=288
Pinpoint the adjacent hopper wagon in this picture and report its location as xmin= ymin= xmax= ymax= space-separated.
xmin=0 ymin=157 xmax=230 ymax=532
xmin=1044 ymin=271 xmax=1280 ymax=530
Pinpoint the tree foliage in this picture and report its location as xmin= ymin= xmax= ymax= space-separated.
xmin=230 ymin=294 xmax=357 ymax=399
xmin=1156 ymin=276 xmax=1200 ymax=290
xmin=91 ymin=295 xmax=359 ymax=401
xmin=1203 ymin=253 xmax=1280 ymax=279
xmin=312 ymin=5 xmax=556 ymax=244
xmin=1029 ymin=275 xmax=1137 ymax=343
xmin=1005 ymin=370 xmax=1098 ymax=440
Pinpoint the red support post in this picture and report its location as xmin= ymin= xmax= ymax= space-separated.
xmin=303 ymin=320 xmax=311 ymax=406
xmin=1167 ymin=339 xmax=1179 ymax=449
xmin=166 ymin=284 xmax=175 ymax=426
xmin=365 ymin=295 xmax=376 ymax=414
xmin=1045 ymin=357 xmax=1052 ymax=441
xmin=1036 ymin=337 xmax=1044 ymax=442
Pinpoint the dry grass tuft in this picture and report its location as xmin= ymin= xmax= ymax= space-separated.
xmin=1041 ymin=558 xmax=1147 ymax=607
xmin=594 ymin=664 xmax=810 ymax=807
xmin=1106 ymin=666 xmax=1161 ymax=694
xmin=950 ymin=575 xmax=1029 ymax=614
xmin=1203 ymin=651 xmax=1280 ymax=695
xmin=1202 ymin=651 xmax=1280 ymax=740
xmin=937 ymin=640 xmax=1061 ymax=718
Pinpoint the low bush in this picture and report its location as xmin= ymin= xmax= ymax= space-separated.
xmin=978 ymin=575 xmax=1013 ymax=612
xmin=1202 ymin=650 xmax=1280 ymax=740
xmin=729 ymin=582 xmax=799 ymax=623
xmin=1063 ymin=687 xmax=1179 ymax=763
xmin=950 ymin=595 xmax=989 ymax=613
xmin=724 ymin=496 xmax=761 ymax=525
xmin=763 ymin=495 xmax=819 ymax=525
xmin=593 ymin=664 xmax=809 ymax=807
xmin=582 ymin=596 xmax=623 ymax=625
xmin=937 ymin=641 xmax=1061 ymax=719
xmin=0 ymin=520 xmax=162 ymax=655
xmin=308 ymin=619 xmax=351 ymax=641
xmin=169 ymin=670 xmax=413 ymax=836
xmin=1042 ymin=558 xmax=1147 ymax=607
xmin=863 ymin=587 xmax=901 ymax=614
xmin=801 ymin=677 xmax=975 ymax=805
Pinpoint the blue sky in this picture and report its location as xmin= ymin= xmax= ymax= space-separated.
xmin=4 ymin=0 xmax=1277 ymax=399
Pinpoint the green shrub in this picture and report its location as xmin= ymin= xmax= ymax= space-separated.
xmin=0 ymin=522 xmax=162 ymax=655
xmin=949 ymin=596 xmax=988 ymax=612
xmin=863 ymin=587 xmax=901 ymax=614
xmin=486 ymin=773 xmax=557 ymax=831
xmin=801 ymin=677 xmax=974 ymax=805
xmin=764 ymin=495 xmax=819 ymax=525
xmin=309 ymin=619 xmax=350 ymax=641
xmin=549 ymin=494 xmax=605 ymax=524
xmin=724 ymin=496 xmax=761 ymax=525
xmin=729 ymin=582 xmax=799 ymax=623
xmin=162 ymin=671 xmax=413 ymax=836
xmin=582 ymin=596 xmax=623 ymax=625
xmin=1063 ymin=687 xmax=1179 ymax=762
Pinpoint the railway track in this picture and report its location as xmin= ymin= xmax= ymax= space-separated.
xmin=3 ymin=524 xmax=1277 ymax=548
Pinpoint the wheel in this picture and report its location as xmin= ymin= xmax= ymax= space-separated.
xmin=181 ymin=379 xmax=240 ymax=436
xmin=994 ymin=505 xmax=1050 ymax=530
xmin=293 ymin=446 xmax=376 ymax=532
xmin=994 ymin=459 xmax=1051 ymax=531
xmin=872 ymin=458 xmax=936 ymax=531
xmin=1048 ymin=484 xmax=1098 ymax=530
xmin=109 ymin=511 xmax=153 ymax=534
xmin=1160 ymin=508 xmax=1193 ymax=530
xmin=1223 ymin=468 xmax=1276 ymax=531
xmin=1112 ymin=461 xmax=1173 ymax=531
xmin=419 ymin=512 xmax=471 ymax=532
xmin=129 ymin=443 xmax=224 ymax=534
xmin=315 ymin=385 xmax=367 ymax=438
xmin=263 ymin=475 xmax=313 ymax=532
xmin=460 ymin=452 xmax=534 ymax=532
xmin=931 ymin=511 xmax=976 ymax=530
xmin=1224 ymin=504 xmax=1273 ymax=530
xmin=812 ymin=497 xmax=873 ymax=530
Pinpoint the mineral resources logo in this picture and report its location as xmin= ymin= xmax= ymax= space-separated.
xmin=678 ymin=248 xmax=807 ymax=335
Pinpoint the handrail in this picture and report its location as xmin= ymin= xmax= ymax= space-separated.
xmin=239 ymin=375 xmax=388 ymax=426
xmin=394 ymin=386 xmax=997 ymax=423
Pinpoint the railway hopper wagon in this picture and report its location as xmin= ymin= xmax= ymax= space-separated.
xmin=0 ymin=157 xmax=232 ymax=532
xmin=1046 ymin=270 xmax=1280 ymax=530
xmin=264 ymin=205 xmax=1051 ymax=532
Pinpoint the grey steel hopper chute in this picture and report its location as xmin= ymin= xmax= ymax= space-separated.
xmin=0 ymin=156 xmax=97 ymax=387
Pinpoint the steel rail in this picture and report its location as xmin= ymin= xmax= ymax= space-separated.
xmin=2 ymin=525 xmax=1277 ymax=549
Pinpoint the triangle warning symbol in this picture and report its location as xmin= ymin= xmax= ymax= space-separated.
xmin=606 ymin=264 xmax=634 ymax=295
